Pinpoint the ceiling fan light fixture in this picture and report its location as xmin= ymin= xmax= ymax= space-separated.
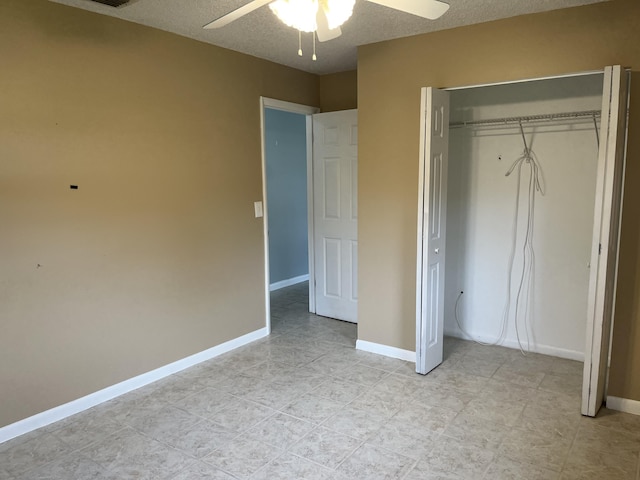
xmin=321 ymin=0 xmax=355 ymax=30
xmin=269 ymin=0 xmax=319 ymax=33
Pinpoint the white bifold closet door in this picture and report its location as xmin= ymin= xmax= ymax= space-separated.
xmin=582 ymin=65 xmax=630 ymax=417
xmin=416 ymin=87 xmax=449 ymax=375
xmin=312 ymin=110 xmax=358 ymax=323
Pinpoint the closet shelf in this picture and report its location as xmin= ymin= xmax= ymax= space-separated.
xmin=450 ymin=109 xmax=601 ymax=128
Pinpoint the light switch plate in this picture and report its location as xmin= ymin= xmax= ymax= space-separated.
xmin=254 ymin=201 xmax=263 ymax=218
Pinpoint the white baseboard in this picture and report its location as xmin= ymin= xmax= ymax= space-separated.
xmin=607 ymin=396 xmax=640 ymax=416
xmin=0 ymin=327 xmax=269 ymax=445
xmin=356 ymin=340 xmax=416 ymax=362
xmin=269 ymin=274 xmax=309 ymax=292
xmin=444 ymin=328 xmax=584 ymax=362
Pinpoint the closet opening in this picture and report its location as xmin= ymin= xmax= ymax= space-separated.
xmin=416 ymin=67 xmax=630 ymax=417
xmin=446 ymin=73 xmax=603 ymax=360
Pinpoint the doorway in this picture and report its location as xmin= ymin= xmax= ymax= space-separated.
xmin=260 ymin=98 xmax=318 ymax=333
xmin=260 ymin=99 xmax=360 ymax=331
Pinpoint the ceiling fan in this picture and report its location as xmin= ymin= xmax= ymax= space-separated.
xmin=203 ymin=0 xmax=450 ymax=43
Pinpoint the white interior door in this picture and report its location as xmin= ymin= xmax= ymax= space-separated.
xmin=582 ymin=66 xmax=629 ymax=417
xmin=416 ymin=87 xmax=450 ymax=374
xmin=312 ymin=110 xmax=358 ymax=323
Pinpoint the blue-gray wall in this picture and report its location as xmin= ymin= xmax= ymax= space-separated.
xmin=265 ymin=108 xmax=309 ymax=285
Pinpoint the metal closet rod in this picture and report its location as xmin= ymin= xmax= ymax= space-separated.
xmin=449 ymin=109 xmax=601 ymax=128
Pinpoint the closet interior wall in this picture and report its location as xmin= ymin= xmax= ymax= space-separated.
xmin=445 ymin=74 xmax=604 ymax=360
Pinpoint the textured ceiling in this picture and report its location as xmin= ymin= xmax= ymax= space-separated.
xmin=49 ymin=0 xmax=608 ymax=75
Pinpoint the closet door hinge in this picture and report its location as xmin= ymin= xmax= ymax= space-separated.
xmin=599 ymin=243 xmax=602 ymax=255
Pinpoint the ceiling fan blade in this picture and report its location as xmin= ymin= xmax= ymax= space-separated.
xmin=316 ymin=8 xmax=342 ymax=42
xmin=366 ymin=0 xmax=449 ymax=20
xmin=203 ymin=0 xmax=273 ymax=29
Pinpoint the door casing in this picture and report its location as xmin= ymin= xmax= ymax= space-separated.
xmin=259 ymin=97 xmax=319 ymax=333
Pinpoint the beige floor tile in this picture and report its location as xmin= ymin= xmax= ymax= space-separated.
xmin=518 ymin=404 xmax=581 ymax=441
xmin=240 ymin=360 xmax=299 ymax=381
xmin=321 ymin=404 xmax=389 ymax=440
xmin=529 ymin=389 xmax=581 ymax=414
xmin=482 ymin=378 xmax=538 ymax=403
xmin=281 ymin=393 xmax=344 ymax=424
xmin=82 ymin=427 xmax=193 ymax=480
xmin=311 ymin=377 xmax=369 ymax=404
xmin=172 ymin=460 xmax=236 ymax=480
xmin=460 ymin=396 xmax=525 ymax=427
xmin=214 ymin=374 xmax=272 ymax=397
xmin=373 ymin=372 xmax=423 ymax=398
xmin=267 ymin=344 xmax=325 ymax=367
xmin=349 ymin=389 xmax=405 ymax=418
xmin=565 ymin=427 xmax=639 ymax=479
xmin=334 ymin=363 xmax=390 ymax=386
xmin=176 ymin=364 xmax=233 ymax=388
xmin=560 ymin=458 xmax=638 ymax=480
xmin=367 ymin=416 xmax=439 ymax=459
xmin=206 ymin=398 xmax=275 ymax=433
xmin=49 ymin=408 xmax=125 ymax=451
xmin=575 ymin=420 xmax=640 ymax=457
xmin=15 ymin=452 xmax=116 ymax=480
xmin=425 ymin=370 xmax=489 ymax=393
xmin=545 ymin=358 xmax=583 ymax=377
xmin=126 ymin=405 xmax=202 ymax=440
xmin=449 ymin=355 xmax=504 ymax=378
xmin=482 ymin=456 xmax=559 ymax=479
xmin=288 ymin=427 xmax=361 ymax=469
xmin=148 ymin=373 xmax=210 ymax=403
xmin=161 ymin=418 xmax=238 ymax=458
xmin=393 ymin=403 xmax=459 ymax=433
xmin=354 ymin=350 xmax=409 ymax=372
xmin=498 ymin=428 xmax=574 ymax=472
xmin=337 ymin=443 xmax=415 ymax=479
xmin=204 ymin=437 xmax=283 ymax=479
xmin=538 ymin=373 xmax=582 ymax=397
xmin=173 ymin=387 xmax=236 ymax=418
xmin=442 ymin=412 xmax=510 ymax=450
xmin=492 ymin=364 xmax=546 ymax=388
xmin=419 ymin=435 xmax=495 ymax=478
xmin=243 ymin=412 xmax=315 ymax=449
xmin=406 ymin=384 xmax=476 ymax=412
xmin=307 ymin=353 xmax=358 ymax=376
xmin=582 ymin=407 xmax=640 ymax=440
xmin=250 ymin=452 xmax=335 ymax=480
xmin=266 ymin=367 xmax=328 ymax=391
xmin=241 ymin=379 xmax=313 ymax=409
xmin=0 ymin=433 xmax=71 ymax=478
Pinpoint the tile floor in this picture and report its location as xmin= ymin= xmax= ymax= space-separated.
xmin=1 ymin=281 xmax=639 ymax=479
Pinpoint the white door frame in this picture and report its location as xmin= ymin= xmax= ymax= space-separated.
xmin=259 ymin=97 xmax=320 ymax=333
xmin=417 ymin=68 xmax=629 ymax=414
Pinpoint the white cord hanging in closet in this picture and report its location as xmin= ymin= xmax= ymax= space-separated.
xmin=455 ymin=122 xmax=545 ymax=354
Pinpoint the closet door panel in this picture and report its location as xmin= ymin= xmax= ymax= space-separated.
xmin=416 ymin=87 xmax=450 ymax=375
xmin=582 ymin=66 xmax=629 ymax=417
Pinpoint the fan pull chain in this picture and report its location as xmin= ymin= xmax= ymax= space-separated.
xmin=298 ymin=30 xmax=303 ymax=56
xmin=312 ymin=33 xmax=317 ymax=61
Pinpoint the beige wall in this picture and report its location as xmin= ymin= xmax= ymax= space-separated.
xmin=319 ymin=70 xmax=358 ymax=112
xmin=0 ymin=0 xmax=318 ymax=428
xmin=358 ymin=0 xmax=640 ymax=401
